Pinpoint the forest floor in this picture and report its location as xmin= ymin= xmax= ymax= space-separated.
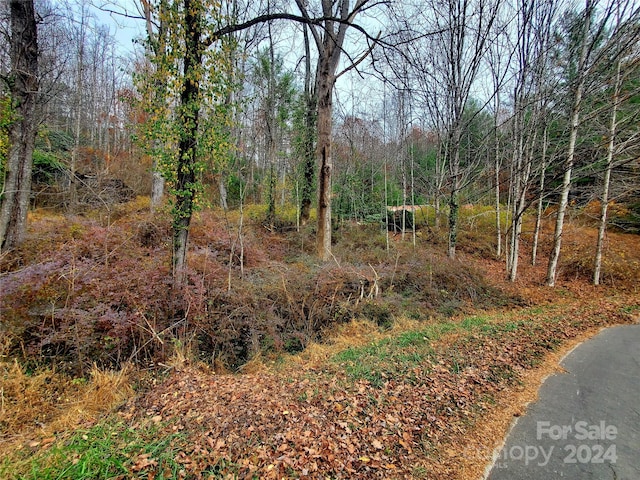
xmin=122 ymin=295 xmax=638 ymax=480
xmin=1 ymin=203 xmax=639 ymax=479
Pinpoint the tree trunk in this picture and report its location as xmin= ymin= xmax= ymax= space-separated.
xmin=219 ymin=174 xmax=228 ymax=210
xmin=300 ymin=23 xmax=316 ymax=226
xmin=546 ymin=2 xmax=593 ymax=287
xmin=448 ymin=186 xmax=459 ymax=259
xmin=546 ymin=161 xmax=572 ymax=286
xmin=434 ymin=140 xmax=445 ymax=229
xmin=508 ymin=122 xmax=535 ymax=282
xmin=69 ymin=9 xmax=87 ymax=214
xmin=508 ymin=118 xmax=524 ymax=280
xmin=265 ymin=24 xmax=277 ymax=231
xmin=494 ymin=106 xmax=502 ymax=258
xmin=150 ymin=165 xmax=165 ymax=212
xmin=296 ymin=0 xmax=363 ymax=260
xmin=172 ymin=0 xmax=203 ymax=283
xmin=316 ymin=70 xmax=333 ymax=260
xmin=531 ymin=127 xmax=548 ymax=266
xmin=144 ymin=0 xmax=168 ymax=214
xmin=594 ymin=60 xmax=621 ymax=286
xmin=447 ymin=129 xmax=461 ymax=259
xmin=0 ymin=0 xmax=39 ymax=252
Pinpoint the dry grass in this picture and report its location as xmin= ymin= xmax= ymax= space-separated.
xmin=0 ymin=361 xmax=133 ymax=457
xmin=2 ymin=201 xmax=639 ymax=477
xmin=284 ymin=315 xmax=435 ymax=371
xmin=560 ymin=222 xmax=640 ymax=286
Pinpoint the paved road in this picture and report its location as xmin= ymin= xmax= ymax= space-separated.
xmin=486 ymin=324 xmax=640 ymax=480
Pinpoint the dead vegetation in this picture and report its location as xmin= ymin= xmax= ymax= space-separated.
xmin=1 ymin=199 xmax=639 ymax=478
xmin=0 ymin=361 xmax=133 ymax=452
xmin=0 ymin=201 xmax=524 ymax=376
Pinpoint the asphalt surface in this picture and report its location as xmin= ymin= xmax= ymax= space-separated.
xmin=486 ymin=324 xmax=640 ymax=480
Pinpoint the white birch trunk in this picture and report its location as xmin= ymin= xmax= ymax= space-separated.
xmin=532 ymin=128 xmax=548 ymax=266
xmin=546 ymin=2 xmax=592 ymax=287
xmin=594 ymin=60 xmax=621 ymax=285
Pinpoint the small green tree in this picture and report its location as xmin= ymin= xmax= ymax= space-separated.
xmin=135 ymin=0 xmax=234 ymax=282
xmin=251 ymin=48 xmax=296 ymax=227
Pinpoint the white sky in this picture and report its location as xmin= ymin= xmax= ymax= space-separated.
xmin=86 ymin=0 xmax=387 ymax=110
xmin=88 ymin=1 xmax=144 ymax=53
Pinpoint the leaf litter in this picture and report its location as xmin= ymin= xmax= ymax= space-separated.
xmin=130 ymin=292 xmax=638 ymax=479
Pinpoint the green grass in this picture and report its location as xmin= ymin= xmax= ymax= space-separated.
xmin=621 ymin=304 xmax=640 ymax=314
xmin=332 ymin=322 xmax=470 ymax=387
xmin=1 ymin=421 xmax=184 ymax=480
xmin=461 ymin=315 xmax=489 ymax=330
xmin=332 ymin=315 xmax=538 ymax=387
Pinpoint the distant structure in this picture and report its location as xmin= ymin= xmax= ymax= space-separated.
xmin=386 ymin=205 xmax=425 ymax=232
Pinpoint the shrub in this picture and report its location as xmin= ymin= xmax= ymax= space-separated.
xmin=358 ymin=301 xmax=394 ymax=330
xmin=1 ymin=203 xmax=520 ymax=374
xmin=561 ymin=226 xmax=640 ymax=285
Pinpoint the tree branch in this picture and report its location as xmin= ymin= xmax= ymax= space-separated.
xmin=336 ymin=32 xmax=380 ymax=80
xmin=203 ymin=12 xmax=379 ymax=47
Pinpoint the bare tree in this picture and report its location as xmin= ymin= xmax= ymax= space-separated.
xmin=506 ymin=0 xmax=557 ymax=281
xmin=406 ymin=0 xmax=500 ymax=258
xmin=67 ymin=0 xmax=89 ymax=213
xmin=546 ymin=0 xmax=631 ymax=286
xmin=593 ymin=9 xmax=640 ymax=284
xmin=487 ymin=33 xmax=508 ymax=259
xmin=593 ymin=59 xmax=621 ymax=285
xmin=531 ymin=124 xmax=550 ymax=266
xmin=295 ymin=0 xmax=377 ymax=260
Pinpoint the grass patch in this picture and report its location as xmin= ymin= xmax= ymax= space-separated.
xmin=332 ymin=322 xmax=465 ymax=387
xmin=0 ymin=421 xmax=184 ymax=480
xmin=461 ymin=316 xmax=489 ymax=330
xmin=621 ymin=304 xmax=640 ymax=315
xmin=0 ymin=362 xmax=134 ymax=444
xmin=331 ymin=314 xmax=557 ymax=388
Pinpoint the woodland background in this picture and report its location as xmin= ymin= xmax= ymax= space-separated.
xmin=2 ymin=1 xmax=640 ymax=478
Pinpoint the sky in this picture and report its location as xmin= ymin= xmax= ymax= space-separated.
xmin=88 ymin=1 xmax=144 ymax=54
xmin=81 ymin=0 xmax=389 ymax=118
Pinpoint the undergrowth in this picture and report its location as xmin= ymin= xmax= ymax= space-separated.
xmin=0 ymin=420 xmax=184 ymax=480
xmin=0 ymin=361 xmax=133 ymax=444
xmin=1 ymin=200 xmax=638 ymax=479
xmin=1 ymin=201 xmax=637 ymax=378
xmin=0 ymin=201 xmax=522 ymax=376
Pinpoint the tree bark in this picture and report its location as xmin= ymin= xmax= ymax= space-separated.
xmin=150 ymin=166 xmax=165 ymax=212
xmin=265 ymin=27 xmax=277 ymax=230
xmin=68 ymin=5 xmax=89 ymax=214
xmin=172 ymin=0 xmax=203 ymax=283
xmin=300 ymin=23 xmax=316 ymax=225
xmin=310 ymin=0 xmax=355 ymax=261
xmin=143 ymin=0 xmax=167 ymax=214
xmin=531 ymin=127 xmax=548 ymax=266
xmin=316 ymin=68 xmax=333 ymax=260
xmin=494 ymin=92 xmax=502 ymax=258
xmin=546 ymin=3 xmax=592 ymax=287
xmin=0 ymin=0 xmax=39 ymax=252
xmin=594 ymin=60 xmax=621 ymax=285
xmin=447 ymin=128 xmax=461 ymax=259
